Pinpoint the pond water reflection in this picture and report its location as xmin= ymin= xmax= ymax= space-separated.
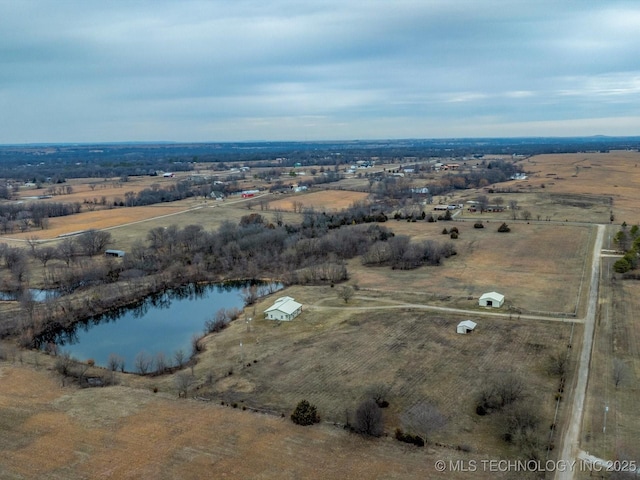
xmin=37 ymin=281 xmax=280 ymax=371
xmin=0 ymin=289 xmax=60 ymax=302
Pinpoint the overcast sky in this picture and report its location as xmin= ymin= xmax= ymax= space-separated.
xmin=2 ymin=0 xmax=640 ymax=143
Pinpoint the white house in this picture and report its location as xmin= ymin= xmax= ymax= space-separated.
xmin=264 ymin=296 xmax=302 ymax=321
xmin=457 ymin=320 xmax=477 ymax=334
xmin=479 ymin=291 xmax=505 ymax=308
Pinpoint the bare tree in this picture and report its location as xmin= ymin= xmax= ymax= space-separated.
xmin=546 ymin=351 xmax=568 ymax=377
xmin=77 ymin=229 xmax=113 ymax=256
xmin=33 ymin=246 xmax=57 ymax=268
xmin=107 ymin=353 xmax=124 ymax=372
xmin=476 ymin=195 xmax=489 ymax=213
xmin=26 ymin=236 xmax=39 ymax=254
xmin=354 ymin=399 xmax=384 ymax=437
xmin=4 ymin=247 xmax=29 ymax=282
xmin=134 ymin=351 xmax=153 ymax=375
xmin=175 ymin=372 xmax=195 ymax=398
xmin=19 ymin=290 xmax=36 ymax=323
xmin=54 ymin=352 xmax=75 ymax=378
xmin=501 ymin=403 xmax=543 ymax=459
xmin=613 ymin=358 xmax=629 ymax=389
xmin=56 ymin=238 xmax=77 ymax=266
xmin=476 ymin=373 xmax=527 ymax=414
xmin=293 ymin=201 xmax=304 ymax=213
xmin=521 ymin=210 xmax=532 ymax=221
xmin=401 ymin=401 xmax=447 ymax=444
xmin=204 ymin=308 xmax=230 ymax=334
xmin=241 ymin=285 xmax=258 ymax=305
xmin=338 ymin=285 xmax=354 ymax=304
xmin=191 ymin=334 xmax=203 ymax=356
xmin=366 ymin=383 xmax=391 ymax=408
xmin=155 ymin=352 xmax=167 ymax=374
xmin=174 ymin=349 xmax=186 ymax=368
xmin=509 ymin=199 xmax=519 ymax=220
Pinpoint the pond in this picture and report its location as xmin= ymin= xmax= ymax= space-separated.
xmin=0 ymin=289 xmax=60 ymax=302
xmin=37 ymin=281 xmax=280 ymax=371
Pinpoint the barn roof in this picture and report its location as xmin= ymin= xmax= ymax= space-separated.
xmin=479 ymin=291 xmax=504 ymax=302
xmin=458 ymin=320 xmax=477 ymax=330
xmin=265 ymin=296 xmax=302 ymax=315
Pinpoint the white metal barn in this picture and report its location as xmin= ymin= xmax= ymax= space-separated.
xmin=264 ymin=296 xmax=302 ymax=321
xmin=457 ymin=320 xmax=477 ymax=334
xmin=479 ymin=291 xmax=505 ymax=308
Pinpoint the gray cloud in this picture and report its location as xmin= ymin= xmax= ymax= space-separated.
xmin=1 ymin=0 xmax=640 ymax=142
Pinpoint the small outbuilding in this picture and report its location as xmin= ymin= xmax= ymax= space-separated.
xmin=105 ymin=249 xmax=125 ymax=258
xmin=479 ymin=291 xmax=504 ymax=308
xmin=457 ymin=320 xmax=477 ymax=334
xmin=264 ymin=296 xmax=302 ymax=321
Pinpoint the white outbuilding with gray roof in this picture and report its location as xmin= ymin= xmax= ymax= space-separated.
xmin=264 ymin=296 xmax=302 ymax=321
xmin=479 ymin=291 xmax=504 ymax=308
xmin=457 ymin=320 xmax=477 ymax=334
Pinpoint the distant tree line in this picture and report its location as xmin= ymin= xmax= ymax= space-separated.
xmin=612 ymin=222 xmax=640 ymax=274
xmin=0 ymin=181 xmax=222 ymax=234
xmin=3 ymin=137 xmax=637 ymax=182
xmin=362 ymin=235 xmax=456 ymax=270
xmin=372 ymin=159 xmax=521 ymax=200
xmin=118 ymin=180 xmax=198 ymax=207
xmin=0 ymin=202 xmax=82 ymax=233
xmin=268 ymin=171 xmax=343 ymax=192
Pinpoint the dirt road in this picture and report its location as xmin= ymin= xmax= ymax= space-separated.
xmin=555 ymin=224 xmax=605 ymax=480
xmin=308 ymin=296 xmax=583 ymax=324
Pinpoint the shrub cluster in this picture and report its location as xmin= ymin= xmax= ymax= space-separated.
xmin=291 ymin=400 xmax=320 ymax=426
xmin=395 ymin=428 xmax=425 ymax=447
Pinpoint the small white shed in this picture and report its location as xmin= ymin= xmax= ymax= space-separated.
xmin=457 ymin=320 xmax=477 ymax=334
xmin=264 ymin=296 xmax=302 ymax=321
xmin=479 ymin=291 xmax=504 ymax=308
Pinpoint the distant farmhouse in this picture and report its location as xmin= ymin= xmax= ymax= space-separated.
xmin=479 ymin=291 xmax=504 ymax=308
xmin=265 ymin=296 xmax=302 ymax=321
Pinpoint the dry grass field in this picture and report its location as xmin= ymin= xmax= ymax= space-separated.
xmin=17 ymin=175 xmax=182 ymax=205
xmin=1 ymin=362 xmax=521 ymax=480
xmin=3 ymin=204 xmax=191 ymax=242
xmin=349 ymin=221 xmax=594 ymax=315
xmin=161 ymin=284 xmax=579 ymax=459
xmin=268 ymin=190 xmax=370 ymax=212
xmin=0 ymin=195 xmax=301 ymax=251
xmin=511 ymin=150 xmax=640 ymax=224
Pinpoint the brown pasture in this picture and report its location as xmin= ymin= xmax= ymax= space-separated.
xmin=510 ymin=150 xmax=640 ymax=224
xmin=0 ymin=204 xmax=190 ymax=241
xmin=350 ymin=220 xmax=594 ymax=315
xmin=18 ymin=175 xmax=183 ymax=205
xmin=0 ymin=194 xmax=298 ymax=249
xmin=1 ymin=362 xmax=517 ymax=480
xmin=168 ymin=284 xmax=576 ymax=459
xmin=268 ymin=190 xmax=370 ymax=212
